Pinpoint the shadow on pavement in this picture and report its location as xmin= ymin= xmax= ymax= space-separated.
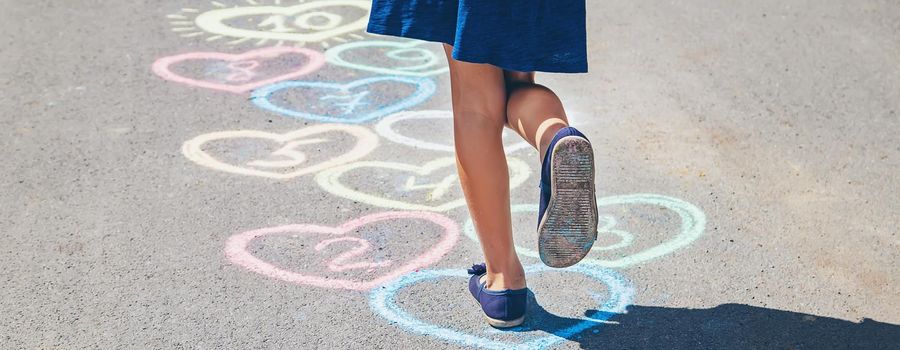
xmin=514 ymin=292 xmax=900 ymax=350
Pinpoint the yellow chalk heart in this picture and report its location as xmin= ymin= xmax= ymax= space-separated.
xmin=182 ymin=124 xmax=378 ymax=180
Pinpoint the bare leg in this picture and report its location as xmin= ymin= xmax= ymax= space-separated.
xmin=503 ymin=71 xmax=570 ymax=160
xmin=504 ymin=71 xmax=598 ymax=268
xmin=443 ymin=45 xmax=525 ymax=291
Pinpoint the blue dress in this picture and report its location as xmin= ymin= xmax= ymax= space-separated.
xmin=366 ymin=0 xmax=588 ymax=73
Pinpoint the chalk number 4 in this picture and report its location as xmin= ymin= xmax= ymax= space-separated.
xmin=321 ymin=91 xmax=370 ymax=115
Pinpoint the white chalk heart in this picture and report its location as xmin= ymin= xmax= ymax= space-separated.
xmin=375 ymin=110 xmax=532 ymax=154
xmin=326 ymin=40 xmax=448 ymax=77
xmin=315 ymin=156 xmax=531 ymax=211
xmin=181 ymin=124 xmax=378 ymax=179
xmin=464 ymin=194 xmax=707 ymax=268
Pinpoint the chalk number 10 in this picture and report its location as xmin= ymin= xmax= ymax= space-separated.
xmin=258 ymin=12 xmax=343 ymax=32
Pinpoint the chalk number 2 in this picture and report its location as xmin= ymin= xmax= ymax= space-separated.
xmin=314 ymin=237 xmax=392 ymax=272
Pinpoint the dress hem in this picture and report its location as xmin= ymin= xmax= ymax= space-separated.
xmin=365 ymin=25 xmax=588 ymax=74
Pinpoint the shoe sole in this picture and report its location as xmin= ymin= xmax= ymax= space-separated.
xmin=538 ymin=135 xmax=598 ymax=268
xmin=485 ymin=315 xmax=525 ymax=328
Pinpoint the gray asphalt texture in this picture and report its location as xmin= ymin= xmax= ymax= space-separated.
xmin=2 ymin=0 xmax=899 ymax=349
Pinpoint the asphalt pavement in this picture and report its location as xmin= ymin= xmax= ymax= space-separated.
xmin=1 ymin=0 xmax=898 ymax=349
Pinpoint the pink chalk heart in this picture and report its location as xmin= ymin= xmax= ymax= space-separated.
xmin=152 ymin=46 xmax=325 ymax=94
xmin=225 ymin=211 xmax=459 ymax=291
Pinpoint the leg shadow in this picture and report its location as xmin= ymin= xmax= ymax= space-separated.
xmin=505 ymin=292 xmax=900 ymax=350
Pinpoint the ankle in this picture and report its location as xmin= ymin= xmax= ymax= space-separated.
xmin=484 ymin=267 xmax=526 ymax=291
xmin=538 ymin=124 xmax=567 ymax=160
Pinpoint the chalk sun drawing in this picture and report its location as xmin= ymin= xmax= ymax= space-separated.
xmin=152 ymin=46 xmax=325 ymax=94
xmin=325 ymin=40 xmax=449 ymax=77
xmin=182 ymin=124 xmax=378 ymax=180
xmin=168 ymin=0 xmax=372 ymax=48
xmin=315 ymin=156 xmax=531 ymax=212
xmin=464 ymin=194 xmax=706 ymax=268
xmin=369 ymin=264 xmax=635 ymax=350
xmin=375 ymin=110 xmax=532 ymax=154
xmin=251 ymin=76 xmax=436 ymax=124
xmin=224 ymin=211 xmax=459 ymax=291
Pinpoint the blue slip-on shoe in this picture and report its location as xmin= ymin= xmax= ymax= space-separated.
xmin=466 ymin=263 xmax=527 ymax=328
xmin=537 ymin=127 xmax=599 ymax=268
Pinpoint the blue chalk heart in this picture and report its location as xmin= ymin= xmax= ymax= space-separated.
xmin=369 ymin=264 xmax=634 ymax=350
xmin=251 ymin=76 xmax=436 ymax=124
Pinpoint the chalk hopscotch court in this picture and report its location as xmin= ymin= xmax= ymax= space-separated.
xmin=3 ymin=0 xmax=899 ymax=349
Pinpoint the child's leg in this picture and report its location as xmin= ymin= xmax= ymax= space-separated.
xmin=503 ymin=71 xmax=570 ymax=159
xmin=443 ymin=45 xmax=525 ymax=290
xmin=504 ymin=71 xmax=598 ymax=268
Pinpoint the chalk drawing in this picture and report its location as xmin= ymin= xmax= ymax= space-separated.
xmin=315 ymin=156 xmax=531 ymax=211
xmin=168 ymin=0 xmax=371 ymax=48
xmin=369 ymin=264 xmax=635 ymax=350
xmin=319 ymin=90 xmax=370 ymax=114
xmin=182 ymin=124 xmax=378 ymax=180
xmin=591 ymin=216 xmax=635 ymax=251
xmin=223 ymin=60 xmax=260 ymax=82
xmin=224 ymin=211 xmax=459 ymax=291
xmin=314 ymin=237 xmax=392 ymax=272
xmin=152 ymin=46 xmax=325 ymax=94
xmin=375 ymin=110 xmax=532 ymax=154
xmin=325 ymin=40 xmax=449 ymax=77
xmin=403 ymin=173 xmax=458 ymax=201
xmin=251 ymin=76 xmax=436 ymax=124
xmin=463 ymin=194 xmax=706 ymax=268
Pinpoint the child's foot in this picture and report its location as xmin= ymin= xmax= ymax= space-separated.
xmin=537 ymin=127 xmax=598 ymax=268
xmin=467 ymin=263 xmax=527 ymax=328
